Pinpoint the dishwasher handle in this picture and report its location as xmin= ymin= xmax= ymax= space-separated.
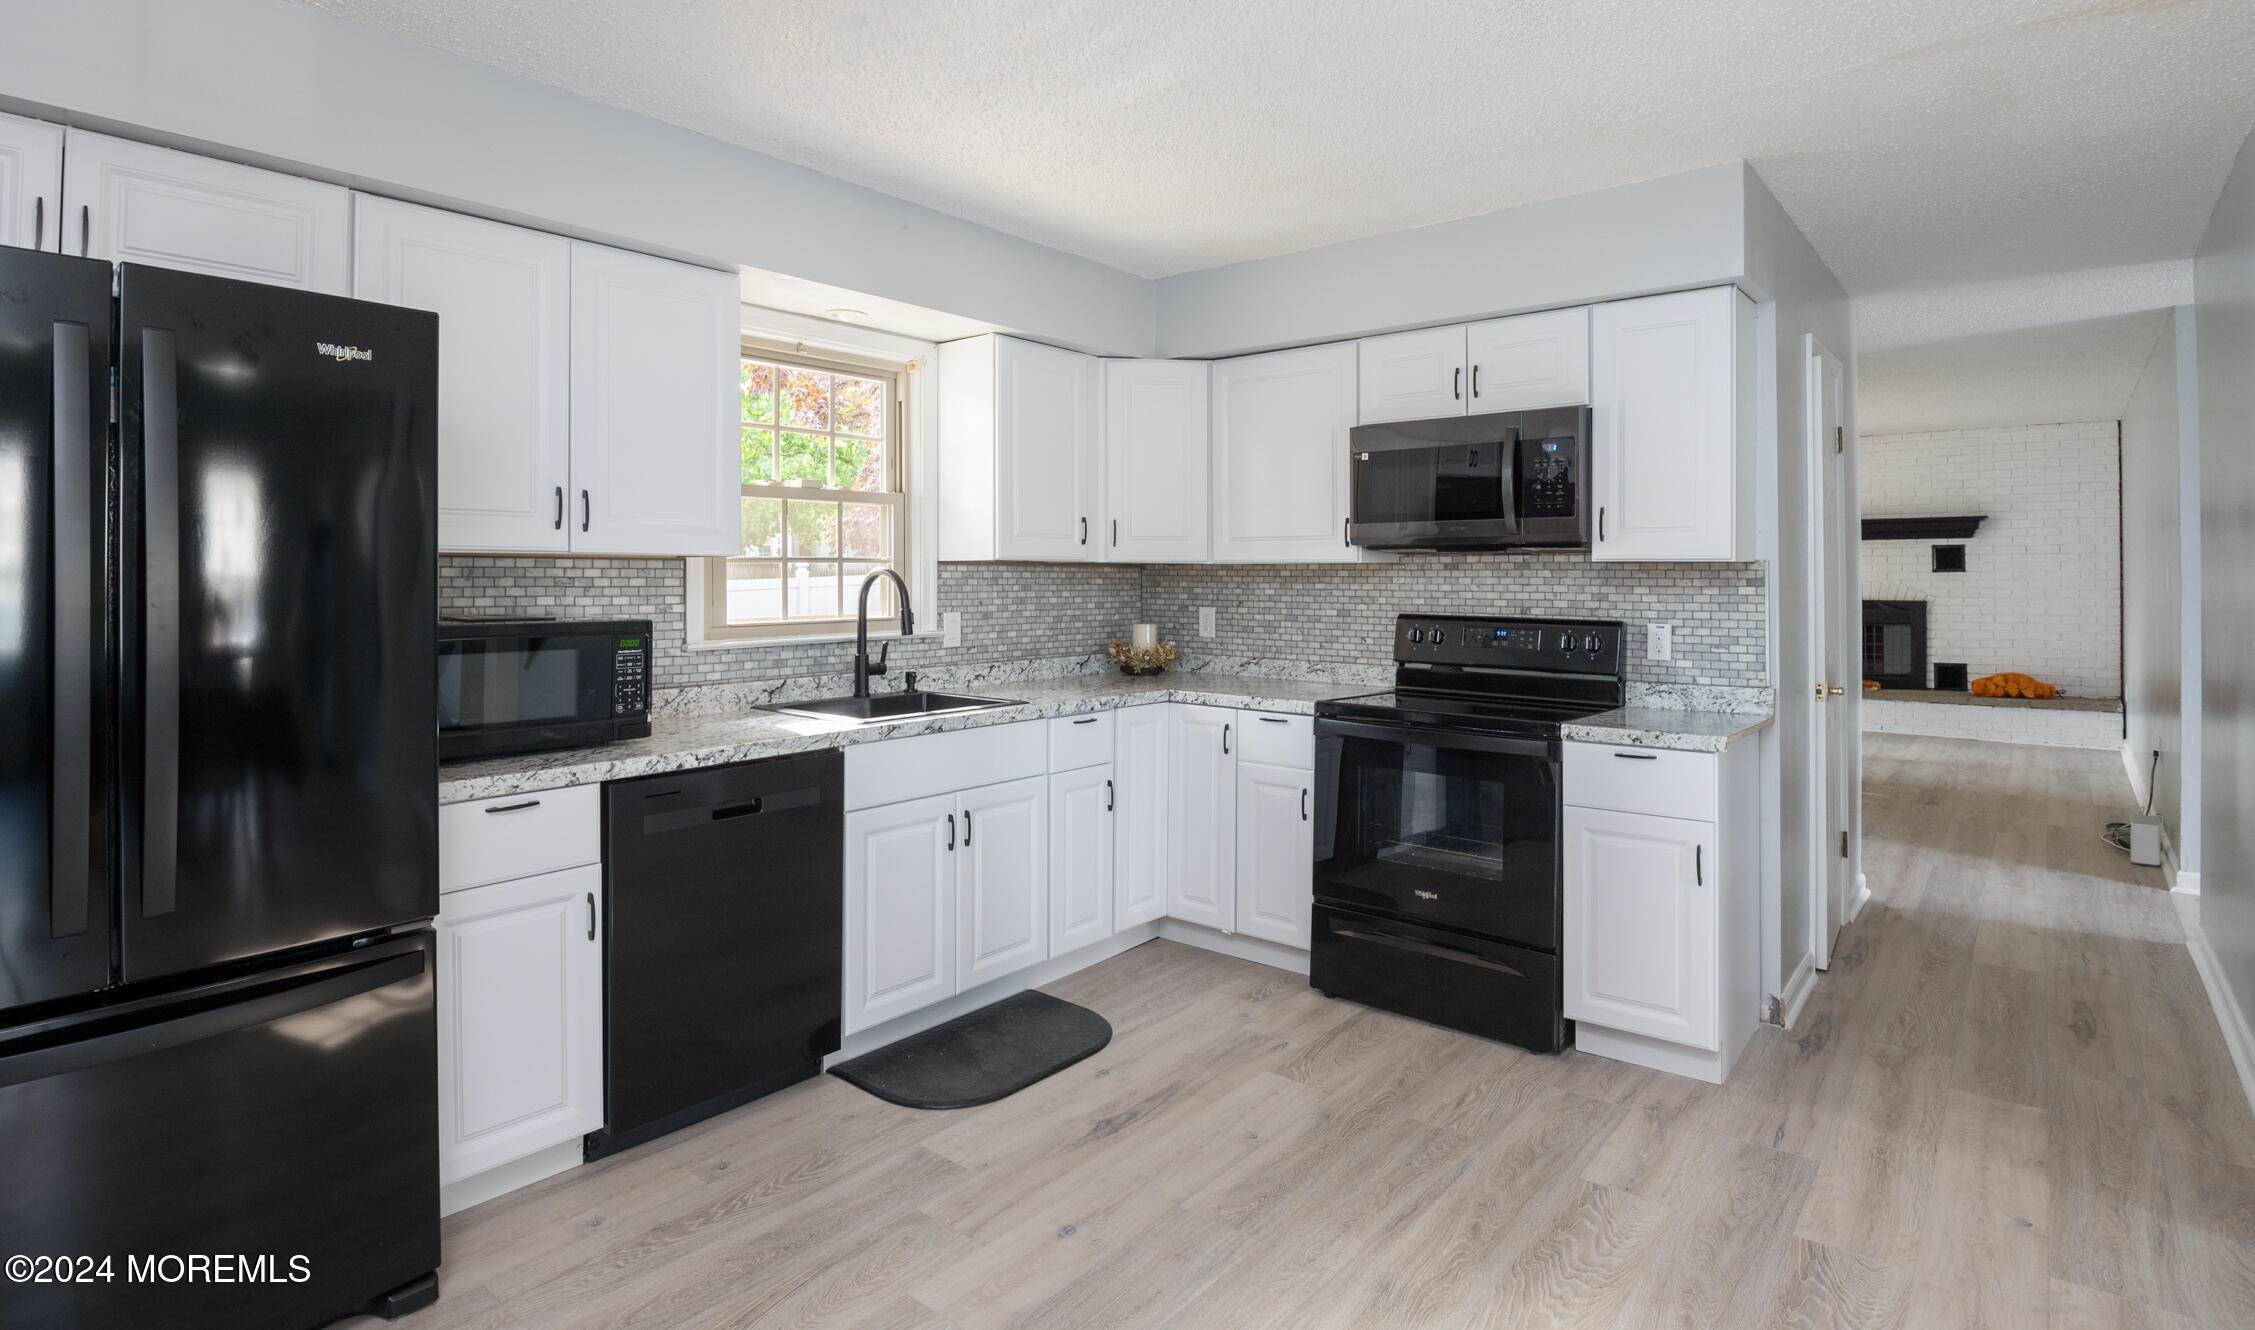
xmin=637 ymin=784 xmax=820 ymax=835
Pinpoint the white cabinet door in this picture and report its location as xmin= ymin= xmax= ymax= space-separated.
xmin=958 ymin=775 xmax=1049 ymax=986
xmin=1590 ymin=287 xmax=1748 ymax=561
xmin=1000 ymin=337 xmax=1101 ymax=560
xmin=354 ymin=196 xmax=572 ymax=553
xmin=1167 ymin=705 xmax=1238 ymax=928
xmin=62 ymin=130 xmax=349 ymax=291
xmin=1102 ymin=358 xmax=1209 ymax=562
xmin=1562 ymin=806 xmax=1717 ymax=1050
xmin=1235 ymin=760 xmax=1313 ymax=948
xmin=568 ymin=242 xmax=739 ymax=556
xmin=1049 ymin=765 xmax=1115 ymax=955
xmin=1356 ymin=324 xmax=1466 ymax=423
xmin=0 ymin=111 xmax=63 ymax=252
xmin=436 ymin=864 xmax=604 ymax=1184
xmin=1113 ymin=704 xmax=1170 ymax=928
xmin=1211 ymin=342 xmax=1362 ymax=562
xmin=1466 ymin=307 xmax=1589 ymax=413
xmin=844 ymin=793 xmax=958 ymax=1035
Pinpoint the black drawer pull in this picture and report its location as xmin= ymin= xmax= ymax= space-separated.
xmin=1259 ymin=716 xmax=1289 ymax=724
xmin=1613 ymin=752 xmax=1658 ymax=760
xmin=484 ymin=799 xmax=543 ymax=814
xmin=711 ymin=799 xmax=764 ymax=820
xmin=1072 ymin=716 xmax=1098 ymax=725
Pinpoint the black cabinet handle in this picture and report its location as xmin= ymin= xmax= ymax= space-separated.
xmin=1072 ymin=716 xmax=1098 ymax=725
xmin=1106 ymin=779 xmax=1115 ymax=812
xmin=1301 ymin=788 xmax=1309 ymax=821
xmin=1472 ymin=364 xmax=1480 ymax=398
xmin=1695 ymin=844 xmax=1704 ymax=886
xmin=581 ymin=489 xmax=591 ymax=533
xmin=946 ymin=813 xmax=955 ymax=850
xmin=1258 ymin=716 xmax=1288 ymax=724
xmin=1343 ymin=517 xmax=1350 ymax=546
xmin=1079 ymin=517 xmax=1088 ymax=545
xmin=1598 ymin=506 xmax=1606 ymax=542
xmin=553 ymin=485 xmax=564 ymax=530
xmin=483 ymin=799 xmax=543 ymax=813
xmin=1222 ymin=723 xmax=1231 ymax=755
xmin=1111 ymin=519 xmax=1118 ymax=547
xmin=79 ymin=204 xmax=90 ymax=257
xmin=50 ymin=318 xmax=93 ymax=937
xmin=1613 ymin=752 xmax=1658 ymax=761
xmin=33 ymin=196 xmax=44 ymax=250
xmin=1453 ymin=367 xmax=1461 ymax=400
xmin=962 ymin=810 xmax=972 ymax=846
xmin=586 ymin=892 xmax=597 ymax=942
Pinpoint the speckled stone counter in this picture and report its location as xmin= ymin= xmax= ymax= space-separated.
xmin=437 ymin=672 xmax=1371 ymax=803
xmin=1562 ymin=706 xmax=1774 ymax=753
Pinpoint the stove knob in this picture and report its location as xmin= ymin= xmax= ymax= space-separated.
xmin=1408 ymin=627 xmax=1424 ymax=644
xmin=1583 ymin=632 xmax=1603 ymax=653
xmin=1558 ymin=634 xmax=1573 ymax=653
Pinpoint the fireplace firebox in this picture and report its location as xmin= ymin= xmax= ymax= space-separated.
xmin=1862 ymin=600 xmax=1928 ymax=689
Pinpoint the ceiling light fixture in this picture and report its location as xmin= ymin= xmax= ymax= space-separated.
xmin=825 ymin=307 xmax=868 ymax=322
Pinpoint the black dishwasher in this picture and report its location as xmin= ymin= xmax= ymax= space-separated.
xmin=588 ymin=749 xmax=843 ymax=1159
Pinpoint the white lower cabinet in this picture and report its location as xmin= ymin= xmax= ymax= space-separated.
xmin=1167 ymin=705 xmax=1239 ymax=928
xmin=1050 ymin=764 xmax=1116 ymax=955
xmin=435 ymin=863 xmax=604 ymax=1185
xmin=1562 ymin=807 xmax=1716 ymax=1048
xmin=1235 ymin=760 xmax=1313 ymax=947
xmin=958 ymin=776 xmax=1050 ymax=986
xmin=843 ymin=793 xmax=959 ymax=1035
xmin=1113 ymin=705 xmax=1169 ymax=927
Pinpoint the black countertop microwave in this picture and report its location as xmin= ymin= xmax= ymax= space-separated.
xmin=437 ymin=617 xmax=653 ymax=762
xmin=1346 ymin=404 xmax=1592 ymax=550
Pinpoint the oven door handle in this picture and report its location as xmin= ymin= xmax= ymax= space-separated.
xmin=1314 ymin=717 xmax=1556 ymax=760
xmin=1328 ymin=926 xmax=1527 ymax=978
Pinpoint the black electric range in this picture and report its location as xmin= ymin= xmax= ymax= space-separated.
xmin=1310 ymin=614 xmax=1626 ymax=1053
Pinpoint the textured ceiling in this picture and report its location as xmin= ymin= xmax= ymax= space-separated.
xmin=291 ymin=0 xmax=2255 ymax=426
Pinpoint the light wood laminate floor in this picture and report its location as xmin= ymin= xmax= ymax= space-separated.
xmin=364 ymin=733 xmax=2254 ymax=1329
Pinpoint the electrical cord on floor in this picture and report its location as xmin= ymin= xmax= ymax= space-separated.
xmin=2102 ymin=750 xmax=2161 ymax=854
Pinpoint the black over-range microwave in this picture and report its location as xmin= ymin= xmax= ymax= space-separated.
xmin=437 ymin=617 xmax=653 ymax=762
xmin=1346 ymin=404 xmax=1592 ymax=551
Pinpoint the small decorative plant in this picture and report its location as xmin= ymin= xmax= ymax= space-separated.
xmin=1106 ymin=638 xmax=1178 ymax=676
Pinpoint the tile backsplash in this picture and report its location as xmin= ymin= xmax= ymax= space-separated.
xmin=439 ymin=553 xmax=1769 ymax=696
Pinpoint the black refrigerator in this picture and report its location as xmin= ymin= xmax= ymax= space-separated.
xmin=0 ymin=253 xmax=443 ymax=1330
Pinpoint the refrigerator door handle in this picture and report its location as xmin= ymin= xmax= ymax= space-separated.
xmin=141 ymin=330 xmax=182 ymax=918
xmin=0 ymin=948 xmax=425 ymax=1091
xmin=50 ymin=321 xmax=93 ymax=937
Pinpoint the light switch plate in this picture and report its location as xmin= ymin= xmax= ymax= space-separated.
xmin=942 ymin=610 xmax=962 ymax=648
xmin=1198 ymin=607 xmax=1216 ymax=638
xmin=1646 ymin=623 xmax=1673 ymax=662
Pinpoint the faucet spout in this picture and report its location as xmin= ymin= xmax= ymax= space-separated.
xmin=852 ymin=568 xmax=915 ymax=698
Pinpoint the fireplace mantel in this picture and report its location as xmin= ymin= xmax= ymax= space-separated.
xmin=1861 ymin=515 xmax=1986 ymax=541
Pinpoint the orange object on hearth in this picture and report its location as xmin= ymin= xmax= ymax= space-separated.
xmin=1970 ymin=673 xmax=2058 ymax=700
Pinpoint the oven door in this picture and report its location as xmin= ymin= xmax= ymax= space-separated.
xmin=1313 ymin=717 xmax=1561 ymax=950
xmin=437 ymin=630 xmax=620 ymax=757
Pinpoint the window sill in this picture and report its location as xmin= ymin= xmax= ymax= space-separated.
xmin=683 ymin=627 xmax=904 ymax=652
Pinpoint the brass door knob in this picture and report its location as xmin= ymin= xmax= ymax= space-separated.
xmin=1829 ymin=685 xmax=1845 ymax=697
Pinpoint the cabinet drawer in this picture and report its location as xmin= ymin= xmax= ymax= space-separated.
xmin=1563 ymin=742 xmax=1718 ymax=822
xmin=1048 ymin=711 xmax=1115 ymax=771
xmin=1239 ymin=711 xmax=1313 ymax=767
xmin=440 ymin=784 xmax=602 ymax=893
xmin=845 ymin=718 xmax=1047 ymax=810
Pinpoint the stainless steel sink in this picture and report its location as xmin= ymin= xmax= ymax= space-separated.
xmin=767 ymin=690 xmax=1022 ymax=724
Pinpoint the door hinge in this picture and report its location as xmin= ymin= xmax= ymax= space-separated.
xmin=1840 ymin=830 xmax=1849 ymax=858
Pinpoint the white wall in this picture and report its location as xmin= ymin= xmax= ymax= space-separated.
xmin=0 ymin=0 xmax=1158 ymax=356
xmin=2121 ymin=309 xmax=2201 ymax=876
xmin=1859 ymin=423 xmax=2122 ymax=698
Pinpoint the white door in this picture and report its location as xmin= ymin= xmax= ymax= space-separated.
xmin=997 ymin=337 xmax=1101 ymax=560
xmin=1102 ymin=358 xmax=1209 ymax=562
xmin=1356 ymin=324 xmax=1466 ymax=423
xmin=1810 ymin=343 xmax=1854 ymax=963
xmin=0 ymin=111 xmax=63 ymax=252
xmin=1590 ymin=287 xmax=1741 ymax=561
xmin=1113 ymin=704 xmax=1170 ymax=928
xmin=568 ymin=242 xmax=739 ymax=556
xmin=844 ymin=793 xmax=958 ymax=1034
xmin=958 ymin=775 xmax=1049 ymax=986
xmin=1049 ymin=765 xmax=1116 ymax=955
xmin=1167 ymin=705 xmax=1238 ymax=928
xmin=354 ymin=197 xmax=572 ymax=553
xmin=1466 ymin=307 xmax=1590 ymax=413
xmin=435 ymin=865 xmax=604 ymax=1183
xmin=1211 ymin=342 xmax=1362 ymax=562
xmin=1563 ymin=807 xmax=1717 ymax=1050
xmin=1235 ymin=761 xmax=1313 ymax=948
xmin=62 ymin=130 xmax=349 ymax=291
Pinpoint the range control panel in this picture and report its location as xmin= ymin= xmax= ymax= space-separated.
xmin=1391 ymin=614 xmax=1624 ymax=675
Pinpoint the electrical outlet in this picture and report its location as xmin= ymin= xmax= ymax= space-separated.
xmin=1198 ymin=607 xmax=1216 ymax=639
xmin=1647 ymin=623 xmax=1673 ymax=662
xmin=942 ymin=610 xmax=962 ymax=649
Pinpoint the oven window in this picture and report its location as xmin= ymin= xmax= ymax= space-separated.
xmin=1315 ymin=733 xmax=1560 ymax=947
xmin=1354 ymin=443 xmax=1509 ymax=526
xmin=437 ymin=642 xmax=584 ymax=731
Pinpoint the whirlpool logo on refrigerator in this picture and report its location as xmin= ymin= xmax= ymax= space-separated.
xmin=315 ymin=342 xmax=373 ymax=362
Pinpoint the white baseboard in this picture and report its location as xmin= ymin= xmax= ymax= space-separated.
xmin=1846 ymin=873 xmax=1871 ymax=923
xmin=441 ymin=1138 xmax=584 ymax=1218
xmin=1155 ymin=919 xmax=1311 ymax=974
xmin=1778 ymin=952 xmax=1818 ymax=1028
xmin=2176 ymin=895 xmax=2255 ymax=1119
xmin=2173 ymin=869 xmax=2202 ymax=896
xmin=832 ymin=923 xmax=1161 ymax=1064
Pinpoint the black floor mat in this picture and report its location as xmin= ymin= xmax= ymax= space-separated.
xmin=828 ymin=990 xmax=1112 ymax=1110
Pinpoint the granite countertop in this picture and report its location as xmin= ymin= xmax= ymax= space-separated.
xmin=437 ymin=672 xmax=1371 ymax=803
xmin=1563 ymin=705 xmax=1774 ymax=753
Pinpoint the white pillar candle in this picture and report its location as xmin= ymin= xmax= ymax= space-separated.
xmin=1131 ymin=623 xmax=1158 ymax=650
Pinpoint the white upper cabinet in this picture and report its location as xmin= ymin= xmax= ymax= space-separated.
xmin=1211 ymin=341 xmax=1365 ymax=562
xmin=1590 ymin=286 xmax=1754 ymax=562
xmin=939 ymin=334 xmax=1101 ymax=561
xmin=0 ymin=111 xmax=63 ymax=252
xmin=62 ymin=130 xmax=349 ymax=292
xmin=568 ymin=242 xmax=740 ymax=557
xmin=354 ymin=197 xmax=572 ymax=553
xmin=1356 ymin=324 xmax=1467 ymax=423
xmin=1466 ymin=307 xmax=1590 ymax=412
xmin=1102 ymin=358 xmax=1209 ymax=562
